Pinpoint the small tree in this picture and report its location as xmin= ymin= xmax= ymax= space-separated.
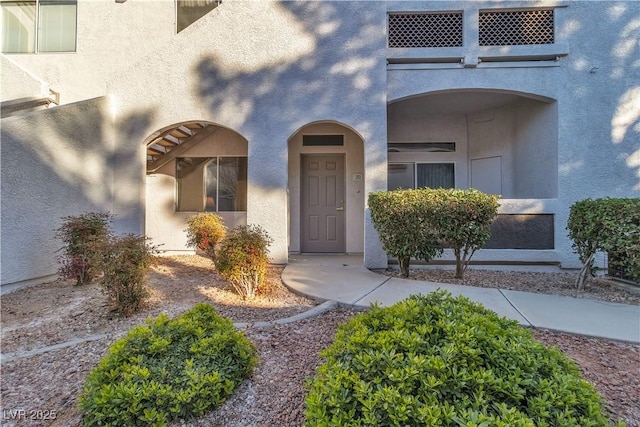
xmin=214 ymin=225 xmax=273 ymax=299
xmin=98 ymin=234 xmax=158 ymax=316
xmin=185 ymin=212 xmax=227 ymax=260
xmin=55 ymin=212 xmax=113 ymax=285
xmin=428 ymin=189 xmax=499 ymax=279
xmin=369 ymin=190 xmax=442 ymax=277
xmin=568 ymin=197 xmax=640 ymax=289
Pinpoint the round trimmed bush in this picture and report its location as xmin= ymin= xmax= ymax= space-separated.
xmin=305 ymin=291 xmax=615 ymax=426
xmin=80 ymin=304 xmax=256 ymax=426
xmin=185 ymin=212 xmax=227 ymax=260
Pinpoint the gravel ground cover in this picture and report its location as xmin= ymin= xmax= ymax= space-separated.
xmin=1 ymin=255 xmax=638 ymax=426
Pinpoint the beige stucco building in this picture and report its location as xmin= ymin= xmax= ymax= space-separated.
xmin=2 ymin=0 xmax=639 ymax=290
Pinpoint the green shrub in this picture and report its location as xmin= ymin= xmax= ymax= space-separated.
xmin=55 ymin=212 xmax=113 ymax=285
xmin=305 ymin=291 xmax=617 ymax=427
xmin=369 ymin=189 xmax=499 ymax=278
xmin=80 ymin=303 xmax=257 ymax=426
xmin=98 ymin=234 xmax=158 ymax=316
xmin=185 ymin=212 xmax=227 ymax=260
xmin=368 ymin=190 xmax=442 ymax=277
xmin=427 ymin=189 xmax=499 ymax=279
xmin=568 ymin=198 xmax=640 ymax=288
xmin=214 ymin=225 xmax=273 ymax=299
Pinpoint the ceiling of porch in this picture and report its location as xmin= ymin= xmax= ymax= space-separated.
xmin=389 ymin=91 xmax=531 ymax=117
xmin=146 ymin=122 xmax=218 ymax=174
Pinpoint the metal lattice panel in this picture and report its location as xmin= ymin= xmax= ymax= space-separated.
xmin=479 ymin=9 xmax=554 ymax=46
xmin=388 ymin=13 xmax=463 ymax=48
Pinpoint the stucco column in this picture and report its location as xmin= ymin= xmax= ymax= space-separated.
xmin=245 ymin=138 xmax=289 ymax=265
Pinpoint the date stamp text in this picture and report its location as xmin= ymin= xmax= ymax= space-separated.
xmin=2 ymin=409 xmax=57 ymax=421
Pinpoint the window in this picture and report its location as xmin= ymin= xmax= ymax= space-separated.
xmin=387 ymin=142 xmax=455 ymax=153
xmin=177 ymin=157 xmax=247 ymax=212
xmin=388 ymin=163 xmax=455 ymax=190
xmin=303 ymin=135 xmax=344 ymax=146
xmin=1 ymin=0 xmax=77 ymax=53
xmin=176 ymin=0 xmax=221 ymax=33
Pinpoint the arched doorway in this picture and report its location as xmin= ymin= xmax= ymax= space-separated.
xmin=288 ymin=121 xmax=365 ymax=254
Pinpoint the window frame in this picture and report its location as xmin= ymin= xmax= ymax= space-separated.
xmin=1 ymin=0 xmax=77 ymax=54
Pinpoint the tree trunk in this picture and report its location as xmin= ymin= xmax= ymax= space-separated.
xmin=576 ymin=252 xmax=595 ymax=290
xmin=399 ymin=257 xmax=410 ymax=278
xmin=454 ymin=249 xmax=463 ymax=279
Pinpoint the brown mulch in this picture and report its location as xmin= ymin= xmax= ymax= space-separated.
xmin=1 ymin=255 xmax=638 ymax=426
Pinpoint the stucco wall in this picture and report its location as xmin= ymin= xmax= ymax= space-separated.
xmin=513 ymin=100 xmax=558 ymax=199
xmin=0 ymin=97 xmax=141 ymax=287
xmin=5 ymin=0 xmax=636 ymax=276
xmin=2 ymin=0 xmax=175 ymax=104
xmin=387 ymin=1 xmax=640 ymax=268
xmin=1 ymin=56 xmax=49 ymax=101
xmin=106 ymin=0 xmax=389 ymax=266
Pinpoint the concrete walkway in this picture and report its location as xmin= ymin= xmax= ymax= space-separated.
xmin=282 ymin=255 xmax=640 ymax=344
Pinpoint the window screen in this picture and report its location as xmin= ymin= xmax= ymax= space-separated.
xmin=417 ymin=163 xmax=455 ymax=189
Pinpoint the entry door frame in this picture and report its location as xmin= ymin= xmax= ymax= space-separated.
xmin=300 ymin=153 xmax=346 ymax=253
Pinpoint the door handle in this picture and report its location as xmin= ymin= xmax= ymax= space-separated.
xmin=336 ymin=207 xmax=344 ymax=211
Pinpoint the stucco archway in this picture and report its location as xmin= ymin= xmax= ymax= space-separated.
xmin=287 ymin=121 xmax=365 ymax=254
xmin=143 ymin=120 xmax=249 ymax=254
xmin=388 ymin=89 xmax=558 ymax=199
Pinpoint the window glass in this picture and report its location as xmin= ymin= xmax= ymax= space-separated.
xmin=38 ymin=0 xmax=76 ymax=52
xmin=176 ymin=157 xmax=208 ymax=211
xmin=387 ymin=163 xmax=414 ymax=190
xmin=1 ymin=0 xmax=76 ymax=53
xmin=176 ymin=0 xmax=220 ymax=33
xmin=417 ymin=163 xmax=455 ymax=189
xmin=216 ymin=157 xmax=247 ymax=212
xmin=176 ymin=157 xmax=247 ymax=212
xmin=1 ymin=1 xmax=36 ymax=53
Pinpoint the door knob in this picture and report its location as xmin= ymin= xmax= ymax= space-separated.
xmin=336 ymin=207 xmax=344 ymax=211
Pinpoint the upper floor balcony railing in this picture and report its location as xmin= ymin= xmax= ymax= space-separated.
xmin=388 ymin=5 xmax=569 ymax=68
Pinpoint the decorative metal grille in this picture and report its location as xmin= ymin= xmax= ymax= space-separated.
xmin=388 ymin=12 xmax=463 ymax=48
xmin=479 ymin=9 xmax=554 ymax=46
xmin=608 ymin=252 xmax=638 ymax=284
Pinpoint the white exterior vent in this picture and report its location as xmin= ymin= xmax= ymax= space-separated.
xmin=388 ymin=12 xmax=463 ymax=48
xmin=479 ymin=9 xmax=554 ymax=46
